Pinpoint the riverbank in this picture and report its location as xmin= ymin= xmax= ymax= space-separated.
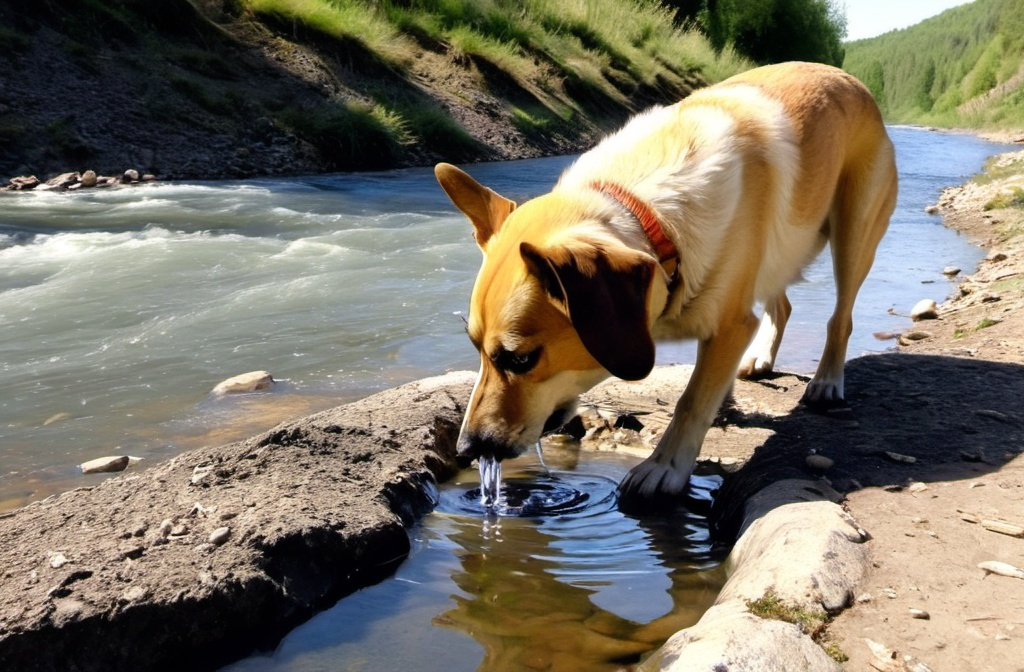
xmin=2 ymin=147 xmax=1023 ymax=669
xmin=824 ymin=149 xmax=1024 ymax=671
xmin=0 ymin=0 xmax=724 ymax=183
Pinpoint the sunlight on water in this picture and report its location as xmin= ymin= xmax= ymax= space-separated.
xmin=0 ymin=129 xmax=1018 ymax=511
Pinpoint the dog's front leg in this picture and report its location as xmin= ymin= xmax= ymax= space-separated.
xmin=619 ymin=311 xmax=759 ymax=504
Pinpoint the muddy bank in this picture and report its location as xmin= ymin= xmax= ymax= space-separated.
xmin=0 ymin=373 xmax=470 ymax=672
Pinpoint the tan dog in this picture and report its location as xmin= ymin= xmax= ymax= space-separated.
xmin=435 ymin=62 xmax=897 ymax=504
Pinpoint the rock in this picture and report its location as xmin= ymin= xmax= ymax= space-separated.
xmin=977 ymin=560 xmax=1024 ymax=579
xmin=190 ymin=464 xmax=215 ymax=485
xmin=79 ymin=170 xmax=98 ymax=187
xmin=924 ymin=204 xmax=939 ymax=214
xmin=646 ymin=601 xmax=843 ymax=671
xmin=120 ymin=586 xmax=148 ymax=603
xmin=123 ymin=169 xmax=140 ymax=183
xmin=211 ymin=371 xmax=275 ymax=395
xmin=208 ymin=527 xmax=231 ymax=545
xmin=719 ymin=482 xmax=868 ymax=614
xmin=942 ymin=265 xmax=961 ymax=277
xmin=910 ymin=299 xmax=939 ymax=321
xmin=909 ymin=608 xmax=930 ymax=620
xmin=47 ymin=172 xmax=80 ymax=189
xmin=986 ymin=250 xmax=1008 ymax=263
xmin=884 ymin=451 xmax=917 ymax=464
xmin=805 ymin=454 xmax=834 ymax=471
xmin=980 ymin=519 xmax=1024 ymax=538
xmin=49 ymin=553 xmax=69 ymax=569
xmin=80 ymin=456 xmax=131 ymax=474
xmin=8 ymin=175 xmax=40 ymax=190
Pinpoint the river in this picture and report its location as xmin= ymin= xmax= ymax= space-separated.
xmin=0 ymin=127 xmax=1016 ymax=509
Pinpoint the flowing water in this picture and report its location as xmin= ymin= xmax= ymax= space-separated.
xmin=0 ymin=127 xmax=1013 ymax=510
xmin=0 ymin=127 xmax=1018 ymax=668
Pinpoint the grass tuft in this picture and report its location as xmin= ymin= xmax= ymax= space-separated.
xmin=747 ymin=590 xmax=848 ymax=664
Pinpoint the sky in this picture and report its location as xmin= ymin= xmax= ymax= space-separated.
xmin=843 ymin=0 xmax=974 ymax=41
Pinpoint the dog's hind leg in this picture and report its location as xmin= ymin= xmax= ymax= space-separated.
xmin=802 ymin=148 xmax=897 ymax=411
xmin=737 ymin=292 xmax=792 ymax=379
xmin=619 ymin=310 xmax=760 ymax=505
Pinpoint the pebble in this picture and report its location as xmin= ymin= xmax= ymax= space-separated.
xmin=978 ymin=560 xmax=1024 ymax=579
xmin=942 ymin=266 xmax=961 ymax=277
xmin=908 ymin=482 xmax=929 ymax=493
xmin=883 ymin=588 xmax=898 ymax=599
xmin=910 ymin=298 xmax=939 ymax=321
xmin=211 ymin=371 xmax=275 ymax=396
xmin=120 ymin=586 xmax=147 ymax=603
xmin=909 ymin=608 xmax=930 ymax=620
xmin=981 ymin=519 xmax=1024 ymax=538
xmin=80 ymin=456 xmax=130 ymax=474
xmin=885 ymin=451 xmax=918 ymax=464
xmin=49 ymin=553 xmax=69 ymax=569
xmin=191 ymin=464 xmax=214 ymax=485
xmin=805 ymin=454 xmax=834 ymax=471
xmin=208 ymin=527 xmax=231 ymax=546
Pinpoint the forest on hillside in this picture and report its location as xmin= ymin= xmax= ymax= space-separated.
xmin=843 ymin=0 xmax=1024 ymax=129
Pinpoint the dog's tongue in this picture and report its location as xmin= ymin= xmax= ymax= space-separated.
xmin=478 ymin=455 xmax=502 ymax=508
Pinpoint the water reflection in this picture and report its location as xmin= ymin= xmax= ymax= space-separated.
xmin=224 ymin=450 xmax=725 ymax=672
xmin=433 ymin=452 xmax=724 ymax=670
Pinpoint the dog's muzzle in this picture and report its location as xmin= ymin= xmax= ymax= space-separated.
xmin=456 ymin=405 xmax=575 ymax=467
xmin=455 ymin=433 xmax=520 ymax=467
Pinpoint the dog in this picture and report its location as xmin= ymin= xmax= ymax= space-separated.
xmin=435 ymin=61 xmax=897 ymax=504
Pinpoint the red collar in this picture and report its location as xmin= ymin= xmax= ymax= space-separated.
xmin=590 ymin=181 xmax=677 ymax=263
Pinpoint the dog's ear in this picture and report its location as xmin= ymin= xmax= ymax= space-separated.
xmin=434 ymin=163 xmax=517 ymax=248
xmin=520 ymin=242 xmax=656 ymax=381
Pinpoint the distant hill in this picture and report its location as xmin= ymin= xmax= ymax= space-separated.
xmin=843 ymin=0 xmax=1024 ymax=132
xmin=0 ymin=0 xmax=746 ymax=181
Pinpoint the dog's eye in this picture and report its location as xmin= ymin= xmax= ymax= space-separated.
xmin=494 ymin=347 xmax=541 ymax=375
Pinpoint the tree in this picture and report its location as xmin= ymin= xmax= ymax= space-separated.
xmin=667 ymin=0 xmax=847 ymax=66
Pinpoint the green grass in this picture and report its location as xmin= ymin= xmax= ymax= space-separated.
xmin=747 ymin=590 xmax=848 ymax=664
xmin=247 ymin=0 xmax=419 ymax=66
xmin=241 ymin=0 xmax=748 ymax=115
xmin=984 ymin=186 xmax=1024 ymax=211
xmin=276 ymin=98 xmax=411 ymax=170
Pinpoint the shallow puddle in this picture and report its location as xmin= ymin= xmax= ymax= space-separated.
xmin=225 ymin=447 xmax=727 ymax=671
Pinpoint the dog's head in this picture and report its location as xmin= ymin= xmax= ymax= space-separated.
xmin=436 ymin=163 xmax=662 ymax=466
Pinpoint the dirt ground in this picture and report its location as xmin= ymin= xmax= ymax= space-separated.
xmin=820 ymin=150 xmax=1024 ymax=672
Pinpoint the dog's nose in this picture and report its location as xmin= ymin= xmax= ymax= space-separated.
xmin=456 ymin=433 xmax=519 ymax=467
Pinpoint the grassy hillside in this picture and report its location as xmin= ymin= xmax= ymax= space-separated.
xmin=0 ymin=0 xmax=747 ymax=180
xmin=843 ymin=0 xmax=1024 ymax=131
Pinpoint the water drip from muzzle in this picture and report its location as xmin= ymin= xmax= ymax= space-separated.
xmin=478 ymin=455 xmax=502 ymax=509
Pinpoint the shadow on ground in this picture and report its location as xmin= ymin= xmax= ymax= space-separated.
xmin=713 ymin=352 xmax=1024 ymax=538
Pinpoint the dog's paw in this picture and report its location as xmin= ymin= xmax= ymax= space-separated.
xmin=617 ymin=459 xmax=692 ymax=510
xmin=800 ymin=384 xmax=857 ymax=423
xmin=801 ymin=377 xmax=843 ymax=404
xmin=737 ymin=355 xmax=774 ymax=380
